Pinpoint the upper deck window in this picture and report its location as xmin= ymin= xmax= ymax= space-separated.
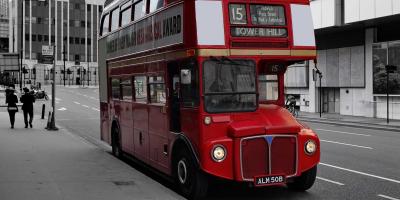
xmin=149 ymin=0 xmax=164 ymax=13
xmin=100 ymin=14 xmax=109 ymax=36
xmin=133 ymin=0 xmax=146 ymax=21
xmin=250 ymin=5 xmax=286 ymax=26
xmin=120 ymin=2 xmax=132 ymax=27
xmin=110 ymin=8 xmax=120 ymax=31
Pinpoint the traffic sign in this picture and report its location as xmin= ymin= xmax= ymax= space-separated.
xmin=40 ymin=45 xmax=54 ymax=64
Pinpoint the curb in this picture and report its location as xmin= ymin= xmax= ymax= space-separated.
xmin=299 ymin=118 xmax=400 ymax=132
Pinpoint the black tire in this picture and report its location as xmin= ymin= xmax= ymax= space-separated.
xmin=174 ymin=150 xmax=208 ymax=200
xmin=287 ymin=166 xmax=317 ymax=191
xmin=111 ymin=126 xmax=122 ymax=158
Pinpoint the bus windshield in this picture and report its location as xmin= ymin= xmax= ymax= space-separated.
xmin=203 ymin=59 xmax=257 ymax=113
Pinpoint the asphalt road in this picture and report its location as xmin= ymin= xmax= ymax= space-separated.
xmin=34 ymin=86 xmax=400 ymax=200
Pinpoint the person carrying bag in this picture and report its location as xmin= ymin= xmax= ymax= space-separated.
xmin=20 ymin=87 xmax=35 ymax=128
xmin=5 ymin=88 xmax=18 ymax=129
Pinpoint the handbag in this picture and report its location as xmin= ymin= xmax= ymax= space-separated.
xmin=7 ymin=106 xmax=18 ymax=112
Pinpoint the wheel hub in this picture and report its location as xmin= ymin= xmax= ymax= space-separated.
xmin=177 ymin=160 xmax=187 ymax=184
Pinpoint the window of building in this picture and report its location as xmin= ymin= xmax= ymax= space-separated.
xmin=75 ymin=37 xmax=80 ymax=44
xmin=259 ymin=75 xmax=279 ymax=101
xmin=51 ymin=36 xmax=55 ymax=43
xmin=32 ymin=34 xmax=36 ymax=41
xmin=80 ymin=21 xmax=85 ymax=28
xmin=133 ymin=0 xmax=146 ymax=21
xmin=87 ymin=39 xmax=91 ymax=45
xmin=69 ymin=37 xmax=73 ymax=44
xmin=99 ymin=6 xmax=103 ymax=13
xmin=100 ymin=14 xmax=109 ymax=35
xmin=74 ymin=20 xmax=80 ymax=27
xmin=25 ymin=34 xmax=29 ymax=41
xmin=44 ymin=35 xmax=49 ymax=42
xmin=121 ymin=78 xmax=132 ymax=101
xmin=120 ymin=2 xmax=132 ymax=27
xmin=87 ymin=22 xmax=91 ymax=28
xmin=81 ymin=38 xmax=85 ymax=45
xmin=37 ymin=17 xmax=42 ymax=24
xmin=87 ymin=4 xmax=91 ymax=12
xmin=149 ymin=0 xmax=163 ymax=13
xmin=134 ymin=76 xmax=147 ymax=103
xmin=75 ymin=3 xmax=81 ymax=10
xmin=110 ymin=8 xmax=119 ymax=31
xmin=111 ymin=78 xmax=121 ymax=99
xmin=149 ymin=75 xmax=166 ymax=104
xmin=38 ymin=35 xmax=42 ymax=42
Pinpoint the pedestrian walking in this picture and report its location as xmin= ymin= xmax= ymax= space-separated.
xmin=5 ymin=87 xmax=18 ymax=129
xmin=20 ymin=87 xmax=35 ymax=128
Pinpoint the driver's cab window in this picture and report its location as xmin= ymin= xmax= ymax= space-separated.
xmin=259 ymin=75 xmax=279 ymax=101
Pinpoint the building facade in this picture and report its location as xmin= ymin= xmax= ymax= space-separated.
xmin=0 ymin=0 xmax=9 ymax=52
xmin=285 ymin=0 xmax=400 ymax=119
xmin=8 ymin=0 xmax=105 ymax=86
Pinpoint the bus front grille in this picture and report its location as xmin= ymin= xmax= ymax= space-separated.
xmin=240 ymin=135 xmax=297 ymax=181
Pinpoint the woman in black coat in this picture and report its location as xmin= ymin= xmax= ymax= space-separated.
xmin=5 ymin=88 xmax=19 ymax=129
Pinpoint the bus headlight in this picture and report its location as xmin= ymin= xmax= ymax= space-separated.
xmin=211 ymin=145 xmax=226 ymax=162
xmin=305 ymin=140 xmax=317 ymax=155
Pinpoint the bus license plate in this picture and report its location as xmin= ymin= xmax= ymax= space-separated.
xmin=254 ymin=175 xmax=285 ymax=187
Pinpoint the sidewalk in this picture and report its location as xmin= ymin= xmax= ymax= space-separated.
xmin=0 ymin=112 xmax=183 ymax=200
xmin=298 ymin=111 xmax=400 ymax=131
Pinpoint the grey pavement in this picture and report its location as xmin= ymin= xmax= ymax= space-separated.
xmin=0 ymin=111 xmax=183 ymax=200
xmin=298 ymin=111 xmax=400 ymax=132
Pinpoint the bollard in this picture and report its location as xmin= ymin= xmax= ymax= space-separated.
xmin=41 ymin=104 xmax=45 ymax=119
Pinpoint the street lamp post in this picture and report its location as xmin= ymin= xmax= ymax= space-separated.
xmin=63 ymin=44 xmax=66 ymax=86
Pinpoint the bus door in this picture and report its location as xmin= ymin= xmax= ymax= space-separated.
xmin=147 ymin=72 xmax=169 ymax=172
xmin=133 ymin=75 xmax=149 ymax=163
xmin=119 ymin=77 xmax=134 ymax=155
xmin=168 ymin=62 xmax=181 ymax=133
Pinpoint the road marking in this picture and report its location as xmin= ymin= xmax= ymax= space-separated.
xmin=91 ymin=107 xmax=100 ymax=112
xmin=82 ymin=105 xmax=89 ymax=108
xmin=320 ymin=163 xmax=400 ymax=184
xmin=378 ymin=194 xmax=400 ymax=200
xmin=57 ymin=107 xmax=67 ymax=111
xmin=316 ymin=176 xmax=345 ymax=186
xmin=74 ymin=102 xmax=80 ymax=105
xmin=320 ymin=139 xmax=373 ymax=149
xmin=316 ymin=128 xmax=371 ymax=137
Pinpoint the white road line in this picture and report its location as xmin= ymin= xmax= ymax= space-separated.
xmin=82 ymin=105 xmax=89 ymax=108
xmin=91 ymin=107 xmax=100 ymax=112
xmin=316 ymin=128 xmax=371 ymax=137
xmin=74 ymin=102 xmax=80 ymax=105
xmin=320 ymin=139 xmax=373 ymax=149
xmin=320 ymin=163 xmax=400 ymax=184
xmin=378 ymin=194 xmax=400 ymax=200
xmin=57 ymin=107 xmax=67 ymax=111
xmin=316 ymin=176 xmax=345 ymax=186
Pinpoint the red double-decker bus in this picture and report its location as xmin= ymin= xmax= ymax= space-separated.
xmin=98 ymin=0 xmax=319 ymax=199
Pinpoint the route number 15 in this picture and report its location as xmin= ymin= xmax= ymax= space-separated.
xmin=229 ymin=4 xmax=247 ymax=25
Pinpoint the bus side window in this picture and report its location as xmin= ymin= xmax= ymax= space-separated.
xmin=148 ymin=76 xmax=166 ymax=104
xmin=110 ymin=8 xmax=119 ymax=32
xmin=111 ymin=78 xmax=121 ymax=99
xmin=120 ymin=1 xmax=132 ymax=27
xmin=181 ymin=65 xmax=199 ymax=107
xmin=121 ymin=78 xmax=132 ymax=101
xmin=149 ymin=0 xmax=164 ymax=13
xmin=133 ymin=0 xmax=146 ymax=21
xmin=259 ymin=75 xmax=279 ymax=101
xmin=134 ymin=76 xmax=147 ymax=103
xmin=100 ymin=14 xmax=109 ymax=36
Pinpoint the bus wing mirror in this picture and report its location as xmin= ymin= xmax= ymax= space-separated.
xmin=181 ymin=69 xmax=191 ymax=84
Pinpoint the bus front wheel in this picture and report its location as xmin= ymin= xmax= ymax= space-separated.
xmin=174 ymin=150 xmax=208 ymax=200
xmin=287 ymin=166 xmax=317 ymax=191
xmin=111 ymin=126 xmax=122 ymax=158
